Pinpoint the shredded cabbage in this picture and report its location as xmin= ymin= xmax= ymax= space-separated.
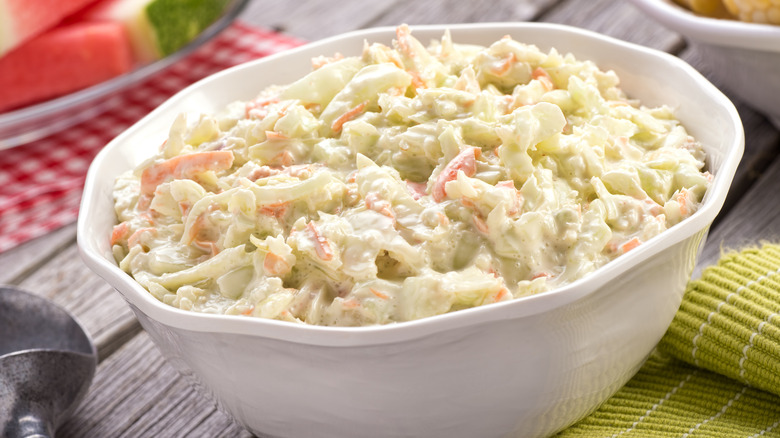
xmin=111 ymin=25 xmax=710 ymax=326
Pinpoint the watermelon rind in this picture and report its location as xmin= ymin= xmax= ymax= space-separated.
xmin=145 ymin=0 xmax=231 ymax=57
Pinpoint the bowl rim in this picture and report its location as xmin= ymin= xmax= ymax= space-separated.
xmin=78 ymin=22 xmax=744 ymax=347
xmin=626 ymin=0 xmax=780 ymax=52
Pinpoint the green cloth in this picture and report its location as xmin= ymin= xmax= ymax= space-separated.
xmin=559 ymin=244 xmax=780 ymax=437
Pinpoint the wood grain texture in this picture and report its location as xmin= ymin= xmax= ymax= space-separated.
xmin=241 ymin=0 xmax=395 ymax=40
xmin=57 ymin=332 xmax=250 ymax=438
xmin=540 ymin=0 xmax=683 ymax=51
xmin=698 ymin=147 xmax=780 ymax=268
xmin=365 ymin=0 xmax=558 ymax=27
xmin=679 ymin=46 xmax=780 ymax=228
xmin=16 ymin=240 xmax=139 ymax=359
xmin=676 ymin=44 xmax=780 ymax=271
xmin=0 ymin=223 xmax=77 ymax=284
xmin=7 ymin=1 xmax=780 ymax=437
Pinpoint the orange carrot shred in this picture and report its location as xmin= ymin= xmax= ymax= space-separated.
xmin=110 ymin=222 xmax=130 ymax=246
xmin=331 ymin=101 xmax=368 ymax=133
xmin=370 ymin=288 xmax=389 ymax=300
xmin=621 ymin=237 xmax=641 ymax=253
xmin=532 ymin=67 xmax=555 ymax=91
xmin=140 ymin=151 xmax=234 ymax=196
xmin=432 ymin=147 xmax=481 ymax=202
xmin=306 ymin=222 xmax=334 ymax=261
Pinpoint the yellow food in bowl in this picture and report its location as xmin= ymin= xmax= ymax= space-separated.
xmin=673 ymin=0 xmax=780 ymax=23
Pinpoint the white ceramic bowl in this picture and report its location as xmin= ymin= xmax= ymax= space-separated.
xmin=627 ymin=0 xmax=780 ymax=128
xmin=78 ymin=23 xmax=743 ymax=438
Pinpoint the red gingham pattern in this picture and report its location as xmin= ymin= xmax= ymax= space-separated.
xmin=0 ymin=21 xmax=303 ymax=253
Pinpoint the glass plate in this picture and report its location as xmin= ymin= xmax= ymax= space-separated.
xmin=0 ymin=0 xmax=249 ymax=149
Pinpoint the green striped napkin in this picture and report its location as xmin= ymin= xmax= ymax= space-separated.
xmin=558 ymin=244 xmax=780 ymax=437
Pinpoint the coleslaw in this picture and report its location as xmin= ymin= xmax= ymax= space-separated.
xmin=111 ymin=25 xmax=711 ymax=326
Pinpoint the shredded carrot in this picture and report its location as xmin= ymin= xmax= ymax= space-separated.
xmin=264 ymin=252 xmax=290 ymax=276
xmin=110 ymin=222 xmax=130 ymax=246
xmin=502 ymin=95 xmax=516 ymax=114
xmin=265 ymin=130 xmax=288 ymax=140
xmin=621 ymin=237 xmax=641 ymax=253
xmin=405 ymin=180 xmax=427 ymax=200
xmin=241 ymin=306 xmax=255 ymax=316
xmin=137 ymin=194 xmax=152 ymax=211
xmin=495 ymin=180 xmax=515 ymax=190
xmin=365 ymin=193 xmax=395 ymax=219
xmin=128 ymin=227 xmax=156 ymax=248
xmin=193 ymin=239 xmax=220 ymax=256
xmin=494 ymin=287 xmax=510 ymax=302
xmin=644 ymin=199 xmax=663 ymax=217
xmin=259 ymin=202 xmax=290 ymax=218
xmin=331 ymin=101 xmax=368 ymax=133
xmin=432 ymin=147 xmax=481 ymax=202
xmin=395 ymin=25 xmax=414 ymax=56
xmin=370 ymin=288 xmax=389 ymax=300
xmin=178 ymin=202 xmax=191 ymax=218
xmin=245 ymin=96 xmax=280 ymax=119
xmin=495 ymin=181 xmax=523 ymax=216
xmin=140 ymin=151 xmax=234 ymax=195
xmin=676 ymin=188 xmax=690 ymax=216
xmin=271 ymin=150 xmax=295 ymax=167
xmin=492 ymin=52 xmax=517 ymax=76
xmin=287 ymin=164 xmax=316 ymax=179
xmin=532 ymin=67 xmax=555 ymax=92
xmin=311 ymin=53 xmax=344 ymax=69
xmin=460 ymin=198 xmax=477 ymax=209
xmin=185 ymin=204 xmax=218 ymax=245
xmin=437 ymin=212 xmax=449 ymax=226
xmin=342 ymin=298 xmax=360 ymax=309
xmin=408 ymin=70 xmax=426 ymax=89
xmin=138 ymin=211 xmax=157 ymax=225
xmin=306 ymin=222 xmax=334 ymax=261
xmin=304 ymin=102 xmax=322 ymax=113
xmin=387 ymin=86 xmax=405 ymax=96
xmin=532 ymin=272 xmax=550 ymax=280
xmin=473 ymin=215 xmax=489 ymax=234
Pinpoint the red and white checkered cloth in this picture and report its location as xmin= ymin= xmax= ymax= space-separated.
xmin=0 ymin=21 xmax=303 ymax=253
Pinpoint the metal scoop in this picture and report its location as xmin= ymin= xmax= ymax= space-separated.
xmin=0 ymin=286 xmax=97 ymax=438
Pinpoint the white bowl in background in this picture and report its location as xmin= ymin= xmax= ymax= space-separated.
xmin=627 ymin=0 xmax=780 ymax=128
xmin=78 ymin=23 xmax=743 ymax=438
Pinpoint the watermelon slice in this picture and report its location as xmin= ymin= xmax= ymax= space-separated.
xmin=0 ymin=0 xmax=99 ymax=56
xmin=0 ymin=22 xmax=132 ymax=112
xmin=75 ymin=0 xmax=231 ymax=64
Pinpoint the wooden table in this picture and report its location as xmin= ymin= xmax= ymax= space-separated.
xmin=3 ymin=1 xmax=779 ymax=436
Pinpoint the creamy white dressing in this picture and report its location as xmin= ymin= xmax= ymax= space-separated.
xmin=111 ymin=25 xmax=710 ymax=326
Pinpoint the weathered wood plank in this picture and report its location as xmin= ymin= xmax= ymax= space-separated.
xmin=0 ymin=222 xmax=77 ymax=284
xmin=57 ymin=332 xmax=248 ymax=438
xmin=679 ymin=46 xmax=780 ymax=227
xmin=240 ymin=0 xmax=397 ymax=41
xmin=15 ymin=240 xmax=140 ymax=360
xmin=541 ymin=0 xmax=683 ymax=51
xmin=697 ymin=143 xmax=780 ymax=268
xmin=366 ymin=0 xmax=559 ymax=27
